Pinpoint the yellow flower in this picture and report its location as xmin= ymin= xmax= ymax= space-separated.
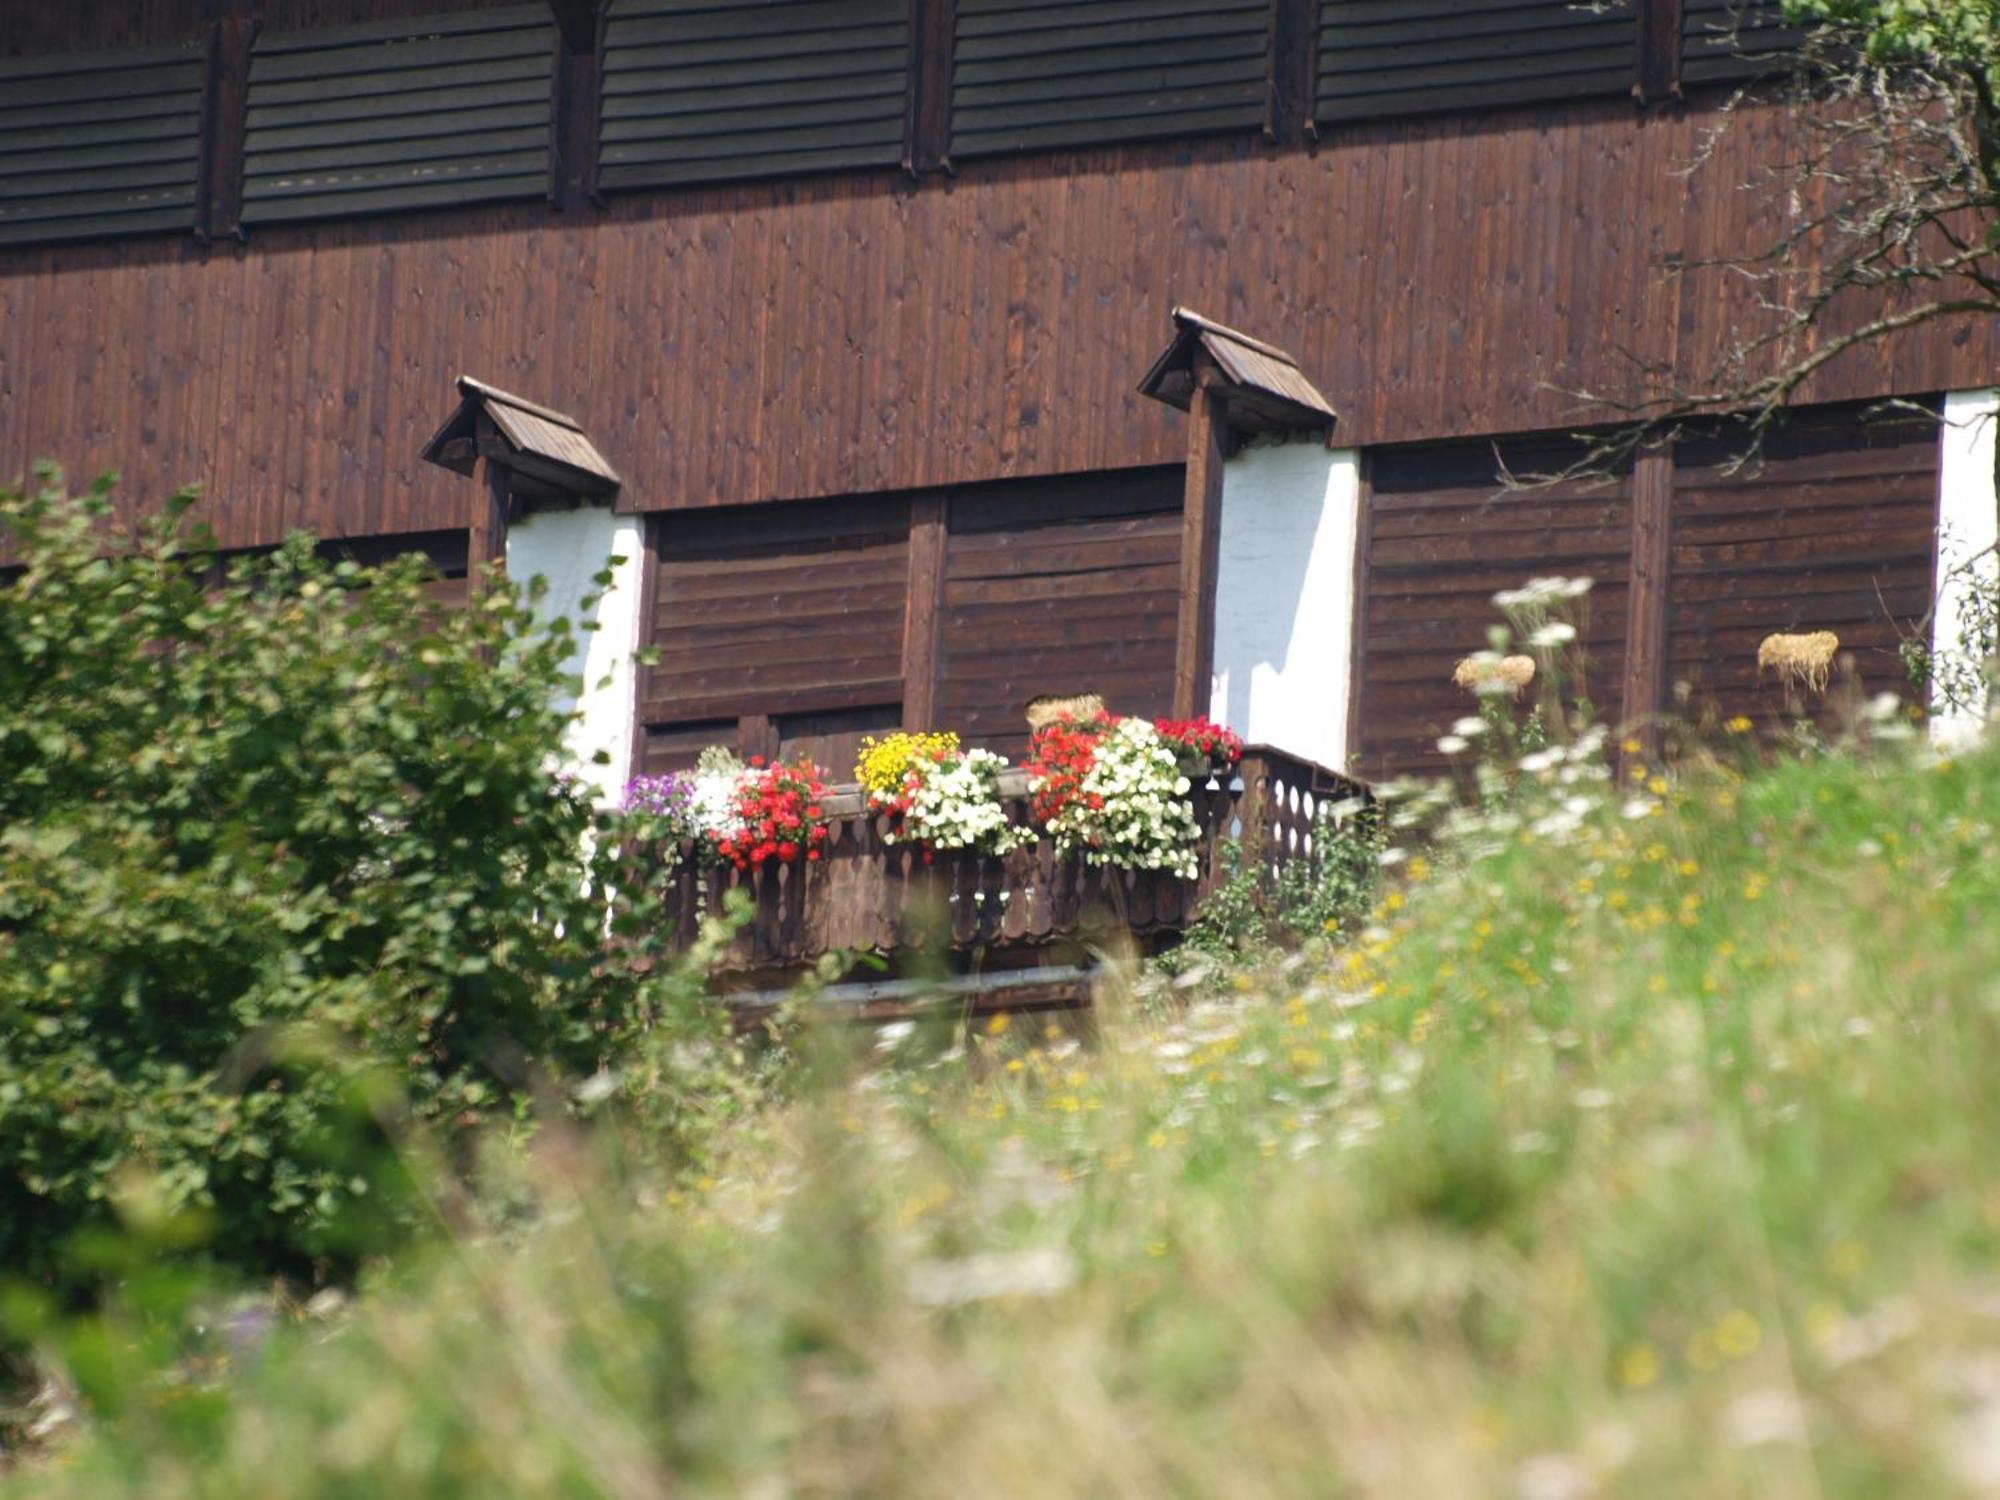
xmin=1617 ymin=1343 xmax=1661 ymax=1389
xmin=1726 ymin=715 xmax=1754 ymax=734
xmin=855 ymin=731 xmax=961 ymax=795
xmin=986 ymin=1012 xmax=1010 ymax=1036
xmin=1713 ymin=1310 xmax=1762 ymax=1359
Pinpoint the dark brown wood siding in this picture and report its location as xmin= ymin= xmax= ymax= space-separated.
xmin=0 ymin=89 xmax=1987 ymax=549
xmin=243 ymin=7 xmax=554 ymax=226
xmin=950 ymin=0 xmax=1268 ymax=158
xmin=936 ymin=467 xmax=1183 ymax=760
xmin=1666 ymin=406 xmax=1938 ymax=729
xmin=0 ymin=43 xmax=206 ymax=247
xmin=601 ymin=0 xmax=911 ymax=191
xmin=1680 ymin=0 xmax=1806 ymax=87
xmin=1356 ymin=438 xmax=1634 ymax=780
xmin=639 ymin=496 xmax=911 ymax=776
xmin=1316 ymin=0 xmax=1637 ymax=123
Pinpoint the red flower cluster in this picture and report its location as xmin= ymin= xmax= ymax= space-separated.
xmin=715 ymin=756 xmax=831 ymax=872
xmin=1025 ymin=712 xmax=1113 ymax=825
xmin=1153 ymin=715 xmax=1244 ymax=769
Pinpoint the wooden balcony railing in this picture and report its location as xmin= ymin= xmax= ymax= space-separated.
xmin=648 ymin=748 xmax=1366 ymax=1001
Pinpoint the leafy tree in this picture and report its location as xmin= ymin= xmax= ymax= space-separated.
xmin=0 ymin=470 xmax=713 ymax=1298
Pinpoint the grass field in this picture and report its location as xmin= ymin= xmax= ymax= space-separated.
xmin=12 ymin=722 xmax=2000 ymax=1497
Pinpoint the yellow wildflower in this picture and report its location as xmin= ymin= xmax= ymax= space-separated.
xmin=1617 ymin=1343 xmax=1661 ymax=1389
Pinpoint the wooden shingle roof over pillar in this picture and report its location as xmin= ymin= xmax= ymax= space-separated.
xmin=1138 ymin=307 xmax=1338 ymax=440
xmin=1137 ymin=309 xmax=1339 ymax=719
xmin=421 ymin=375 xmax=622 ymax=582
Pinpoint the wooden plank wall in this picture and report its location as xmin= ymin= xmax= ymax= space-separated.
xmin=1356 ymin=438 xmax=1634 ymax=780
xmin=3 ymin=83 xmax=1993 ymax=547
xmin=638 ymin=496 xmax=912 ymax=776
xmin=936 ymin=467 xmax=1182 ymax=760
xmin=637 ymin=466 xmax=1183 ymax=778
xmin=1666 ymin=405 xmax=1939 ymax=731
xmin=1352 ymin=404 xmax=1942 ymax=778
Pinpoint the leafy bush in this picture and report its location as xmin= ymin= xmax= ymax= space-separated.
xmin=0 ymin=472 xmax=718 ymax=1298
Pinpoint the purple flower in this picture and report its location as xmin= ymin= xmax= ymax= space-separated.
xmin=623 ymin=772 xmax=696 ymax=821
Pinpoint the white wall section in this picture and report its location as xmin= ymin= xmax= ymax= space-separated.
xmin=505 ymin=506 xmax=647 ymax=804
xmin=1932 ymin=389 xmax=2000 ymax=746
xmin=1208 ymin=441 xmax=1360 ymax=772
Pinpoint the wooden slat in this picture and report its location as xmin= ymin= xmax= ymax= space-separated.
xmin=1316 ymin=0 xmax=1637 ymax=124
xmin=242 ymin=6 xmax=553 ymax=226
xmin=1680 ymin=0 xmax=1805 ymax=88
xmin=951 ymin=0 xmax=1266 ymax=159
xmin=0 ymin=42 xmax=202 ymax=246
xmin=599 ymin=0 xmax=907 ymax=191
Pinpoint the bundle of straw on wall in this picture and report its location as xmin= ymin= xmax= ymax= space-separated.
xmin=1756 ymin=631 xmax=1840 ymax=695
xmin=1452 ymin=654 xmax=1537 ymax=699
xmin=1025 ymin=693 xmax=1106 ymax=730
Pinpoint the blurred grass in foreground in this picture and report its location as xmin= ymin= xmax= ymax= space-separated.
xmin=12 ymin=726 xmax=2000 ymax=1498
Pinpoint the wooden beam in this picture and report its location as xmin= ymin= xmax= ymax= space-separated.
xmin=198 ymin=10 xmax=256 ymax=242
xmin=469 ymin=429 xmax=512 ymax=591
xmin=550 ymin=2 xmax=603 ymax=211
xmin=902 ymin=492 xmax=947 ymax=729
xmin=907 ymin=0 xmax=956 ymax=173
xmin=1636 ymin=0 xmax=1683 ymax=103
xmin=1267 ymin=0 xmax=1318 ymax=144
xmin=1620 ymin=448 xmax=1674 ymax=753
xmin=1172 ymin=362 xmax=1227 ymax=720
xmin=1345 ymin=455 xmax=1375 ymax=774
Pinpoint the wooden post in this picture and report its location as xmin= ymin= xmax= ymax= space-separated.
xmin=1636 ymin=0 xmax=1684 ymax=103
xmin=902 ymin=492 xmax=947 ymax=729
xmin=198 ymin=8 xmax=256 ymax=243
xmin=468 ymin=446 xmax=512 ymax=592
xmin=907 ymin=0 xmax=956 ymax=173
xmin=549 ymin=0 xmax=602 ymax=211
xmin=1266 ymin=0 xmax=1317 ymax=145
xmin=1172 ymin=364 xmax=1227 ymax=720
xmin=1620 ymin=447 xmax=1674 ymax=753
xmin=1344 ymin=455 xmax=1375 ymax=775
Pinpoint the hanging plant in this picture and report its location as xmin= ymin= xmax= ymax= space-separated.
xmin=715 ymin=756 xmax=831 ymax=873
xmin=1024 ymin=709 xmax=1115 ymax=826
xmin=1153 ymin=716 xmax=1244 ymax=779
xmin=869 ymin=742 xmax=1025 ymax=859
xmin=1033 ymin=716 xmax=1202 ymax=880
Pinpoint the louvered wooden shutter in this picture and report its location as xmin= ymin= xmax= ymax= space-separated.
xmin=243 ymin=7 xmax=554 ymax=226
xmin=600 ymin=0 xmax=910 ymax=191
xmin=1316 ymin=0 xmax=1637 ymax=124
xmin=1680 ymin=0 xmax=1805 ymax=86
xmin=950 ymin=0 xmax=1267 ymax=160
xmin=0 ymin=43 xmax=203 ymax=247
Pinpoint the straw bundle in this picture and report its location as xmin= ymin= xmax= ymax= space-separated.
xmin=1452 ymin=654 xmax=1537 ymax=698
xmin=1025 ymin=693 xmax=1107 ymax=730
xmin=1756 ymin=631 xmax=1839 ymax=694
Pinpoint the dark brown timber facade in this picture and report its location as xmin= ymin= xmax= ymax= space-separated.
xmin=1 ymin=0 xmax=1988 ymax=792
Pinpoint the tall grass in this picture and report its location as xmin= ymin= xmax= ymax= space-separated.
xmin=12 ymin=724 xmax=2000 ymax=1497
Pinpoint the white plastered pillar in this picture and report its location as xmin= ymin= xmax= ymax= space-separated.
xmin=1932 ymin=389 xmax=2000 ymax=746
xmin=1207 ymin=439 xmax=1361 ymax=772
xmin=505 ymin=504 xmax=648 ymax=805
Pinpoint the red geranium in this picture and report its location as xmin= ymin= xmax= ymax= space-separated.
xmin=1153 ymin=715 xmax=1244 ymax=770
xmin=1025 ymin=711 xmax=1114 ymax=825
xmin=720 ymin=759 xmax=832 ymax=873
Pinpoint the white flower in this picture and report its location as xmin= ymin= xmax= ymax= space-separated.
xmin=1528 ymin=621 xmax=1577 ymax=648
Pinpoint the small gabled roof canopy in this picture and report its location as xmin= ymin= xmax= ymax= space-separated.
xmin=421 ymin=376 xmax=622 ymax=503
xmin=1138 ymin=307 xmax=1337 ymax=437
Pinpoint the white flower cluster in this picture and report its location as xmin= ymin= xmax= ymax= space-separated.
xmin=1046 ymin=717 xmax=1202 ymax=880
xmin=689 ymin=766 xmax=747 ymax=844
xmin=1493 ymin=575 xmax=1593 ymax=611
xmin=884 ymin=747 xmax=1025 ymax=856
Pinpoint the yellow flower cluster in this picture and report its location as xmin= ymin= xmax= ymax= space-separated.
xmin=854 ymin=731 xmax=960 ymax=795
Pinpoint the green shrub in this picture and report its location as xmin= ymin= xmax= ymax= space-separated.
xmin=0 ymin=471 xmax=716 ymax=1298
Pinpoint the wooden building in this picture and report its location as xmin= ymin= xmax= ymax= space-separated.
xmin=3 ymin=0 xmax=1995 ymax=854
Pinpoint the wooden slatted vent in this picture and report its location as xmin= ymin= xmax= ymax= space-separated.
xmin=1316 ymin=0 xmax=1638 ymax=124
xmin=243 ymin=6 xmax=554 ymax=226
xmin=1680 ymin=0 xmax=1806 ymax=86
xmin=0 ymin=43 xmax=203 ymax=247
xmin=951 ymin=0 xmax=1268 ymax=159
xmin=600 ymin=0 xmax=910 ymax=190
